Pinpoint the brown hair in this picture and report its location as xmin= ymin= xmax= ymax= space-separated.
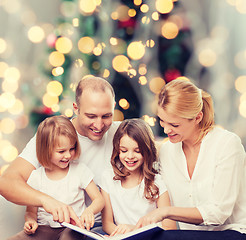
xmin=111 ymin=118 xmax=159 ymax=202
xmin=158 ymin=79 xmax=214 ymax=143
xmin=75 ymin=76 xmax=115 ymax=107
xmin=36 ymin=115 xmax=81 ymax=169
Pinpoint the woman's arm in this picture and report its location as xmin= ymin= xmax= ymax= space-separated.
xmin=82 ymin=180 xmax=105 ymax=230
xmin=136 ymin=206 xmax=203 ymax=228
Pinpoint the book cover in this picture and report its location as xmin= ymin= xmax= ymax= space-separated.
xmin=61 ymin=222 xmax=164 ymax=240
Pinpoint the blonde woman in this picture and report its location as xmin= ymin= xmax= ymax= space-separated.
xmin=136 ymin=79 xmax=246 ymax=240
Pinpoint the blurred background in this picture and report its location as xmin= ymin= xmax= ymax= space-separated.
xmin=0 ymin=0 xmax=246 ymax=238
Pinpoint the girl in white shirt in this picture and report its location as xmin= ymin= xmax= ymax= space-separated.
xmin=100 ymin=119 xmax=176 ymax=237
xmin=136 ymin=79 xmax=246 ymax=240
xmin=8 ymin=115 xmax=104 ymax=240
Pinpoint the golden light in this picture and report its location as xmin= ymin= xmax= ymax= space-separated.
xmin=51 ymin=104 xmax=60 ymax=112
xmin=4 ymin=67 xmax=20 ymax=81
xmin=78 ymin=36 xmax=95 ymax=54
xmin=110 ymin=37 xmax=118 ymax=46
xmin=112 ymin=55 xmax=131 ymax=72
xmin=0 ymin=62 xmax=8 ymax=77
xmin=235 ymin=75 xmax=246 ymax=93
xmin=0 ymin=118 xmax=16 ymax=134
xmin=128 ymin=9 xmax=136 ymax=17
xmin=198 ymin=49 xmax=217 ymax=67
xmin=28 ymin=26 xmax=45 ymax=43
xmin=128 ymin=68 xmax=137 ymax=78
xmin=0 ymin=92 xmax=16 ymax=109
xmin=140 ymin=4 xmax=149 ymax=13
xmin=49 ymin=51 xmax=65 ymax=67
xmin=239 ymin=100 xmax=246 ymax=118
xmin=119 ymin=98 xmax=130 ymax=110
xmin=113 ymin=109 xmax=124 ymax=121
xmin=111 ymin=11 xmax=118 ymax=20
xmin=43 ymin=93 xmax=59 ymax=108
xmin=116 ymin=5 xmax=130 ymax=21
xmin=127 ymin=41 xmax=145 ymax=60
xmin=55 ymin=37 xmax=73 ymax=54
xmin=79 ymin=0 xmax=97 ymax=14
xmin=139 ymin=64 xmax=147 ymax=75
xmin=176 ymin=76 xmax=190 ymax=81
xmin=74 ymin=58 xmax=84 ymax=68
xmin=156 ymin=0 xmax=174 ymax=14
xmin=73 ymin=18 xmax=79 ymax=27
xmin=161 ymin=22 xmax=179 ymax=39
xmin=92 ymin=61 xmax=100 ymax=70
xmin=8 ymin=99 xmax=24 ymax=115
xmin=134 ymin=0 xmax=142 ymax=5
xmin=152 ymin=12 xmax=159 ymax=21
xmin=0 ymin=38 xmax=7 ymax=54
xmin=142 ymin=16 xmax=150 ymax=24
xmin=103 ymin=69 xmax=110 ymax=78
xmin=139 ymin=76 xmax=148 ymax=85
xmin=64 ymin=108 xmax=74 ymax=117
xmin=149 ymin=77 xmax=165 ymax=94
xmin=52 ymin=67 xmax=64 ymax=76
xmin=93 ymin=46 xmax=103 ymax=56
xmin=1 ymin=144 xmax=18 ymax=162
xmin=146 ymin=39 xmax=155 ymax=48
xmin=2 ymin=79 xmax=19 ymax=93
xmin=142 ymin=115 xmax=156 ymax=127
xmin=47 ymin=81 xmax=63 ymax=96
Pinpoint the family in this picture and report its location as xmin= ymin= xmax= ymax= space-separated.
xmin=0 ymin=76 xmax=246 ymax=240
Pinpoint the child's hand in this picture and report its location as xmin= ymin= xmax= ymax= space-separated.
xmin=80 ymin=208 xmax=95 ymax=230
xmin=110 ymin=224 xmax=134 ymax=236
xmin=24 ymin=220 xmax=38 ymax=235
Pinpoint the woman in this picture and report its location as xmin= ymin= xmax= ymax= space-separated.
xmin=136 ymin=79 xmax=246 ymax=240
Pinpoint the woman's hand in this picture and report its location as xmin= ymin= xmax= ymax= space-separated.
xmin=80 ymin=208 xmax=95 ymax=230
xmin=24 ymin=220 xmax=38 ymax=235
xmin=135 ymin=208 xmax=167 ymax=229
xmin=110 ymin=224 xmax=135 ymax=236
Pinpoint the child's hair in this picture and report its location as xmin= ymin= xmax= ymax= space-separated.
xmin=111 ymin=118 xmax=159 ymax=202
xmin=36 ymin=115 xmax=81 ymax=169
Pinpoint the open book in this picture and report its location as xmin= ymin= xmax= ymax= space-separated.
xmin=61 ymin=222 xmax=164 ymax=240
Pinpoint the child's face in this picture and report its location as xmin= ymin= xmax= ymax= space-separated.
xmin=119 ymin=134 xmax=144 ymax=174
xmin=50 ymin=135 xmax=76 ymax=170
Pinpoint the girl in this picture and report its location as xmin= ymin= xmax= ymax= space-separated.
xmin=136 ymin=79 xmax=246 ymax=240
xmin=9 ymin=115 xmax=104 ymax=240
xmin=100 ymin=118 xmax=176 ymax=237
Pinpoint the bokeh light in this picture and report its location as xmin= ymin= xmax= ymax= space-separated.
xmin=127 ymin=41 xmax=145 ymax=60
xmin=235 ymin=76 xmax=246 ymax=93
xmin=0 ymin=118 xmax=16 ymax=134
xmin=0 ymin=38 xmax=7 ymax=54
xmin=28 ymin=26 xmax=45 ymax=43
xmin=161 ymin=22 xmax=179 ymax=39
xmin=119 ymin=98 xmax=130 ymax=110
xmin=78 ymin=36 xmax=95 ymax=54
xmin=55 ymin=37 xmax=73 ymax=54
xmin=198 ymin=48 xmax=217 ymax=67
xmin=149 ymin=77 xmax=165 ymax=94
xmin=155 ymin=0 xmax=173 ymax=14
xmin=112 ymin=55 xmax=131 ymax=72
xmin=49 ymin=51 xmax=65 ymax=67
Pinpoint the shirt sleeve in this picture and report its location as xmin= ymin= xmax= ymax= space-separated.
xmin=197 ymin=133 xmax=246 ymax=225
xmin=77 ymin=163 xmax=95 ymax=189
xmin=19 ymin=134 xmax=40 ymax=169
xmin=155 ymin=174 xmax=167 ymax=195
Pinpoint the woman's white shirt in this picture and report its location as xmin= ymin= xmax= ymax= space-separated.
xmin=160 ymin=126 xmax=246 ymax=233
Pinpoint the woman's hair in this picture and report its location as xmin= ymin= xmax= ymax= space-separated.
xmin=111 ymin=118 xmax=159 ymax=202
xmin=36 ymin=115 xmax=81 ymax=169
xmin=158 ymin=79 xmax=214 ymax=143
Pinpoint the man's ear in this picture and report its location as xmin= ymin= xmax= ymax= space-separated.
xmin=73 ymin=102 xmax=79 ymax=115
xmin=195 ymin=111 xmax=203 ymax=124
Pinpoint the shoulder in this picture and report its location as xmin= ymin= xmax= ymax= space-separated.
xmin=108 ymin=121 xmax=121 ymax=135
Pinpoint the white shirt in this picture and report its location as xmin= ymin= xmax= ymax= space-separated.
xmin=27 ymin=162 xmax=94 ymax=228
xmin=100 ymin=168 xmax=167 ymax=225
xmin=160 ymin=126 xmax=246 ymax=233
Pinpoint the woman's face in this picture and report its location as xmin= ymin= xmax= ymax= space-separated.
xmin=157 ymin=106 xmax=200 ymax=144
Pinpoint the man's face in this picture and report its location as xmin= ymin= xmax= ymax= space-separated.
xmin=73 ymin=88 xmax=115 ymax=141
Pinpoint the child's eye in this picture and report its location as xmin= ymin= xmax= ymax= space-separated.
xmin=120 ymin=149 xmax=127 ymax=153
xmin=58 ymin=151 xmax=65 ymax=154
